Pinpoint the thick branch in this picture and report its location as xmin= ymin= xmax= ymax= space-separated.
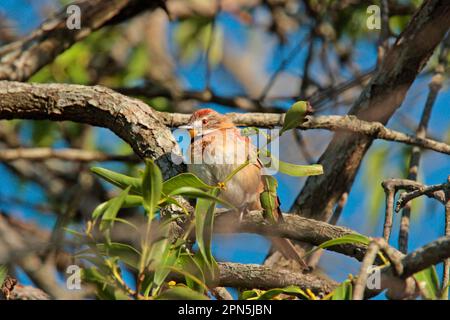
xmin=0 ymin=81 xmax=183 ymax=178
xmin=0 ymin=0 xmax=161 ymax=82
xmin=217 ymin=262 xmax=338 ymax=294
xmin=215 ymin=210 xmax=369 ymax=262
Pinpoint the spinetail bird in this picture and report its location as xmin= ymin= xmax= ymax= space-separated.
xmin=180 ymin=109 xmax=308 ymax=269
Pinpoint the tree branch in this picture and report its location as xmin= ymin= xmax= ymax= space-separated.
xmin=398 ymin=236 xmax=450 ymax=279
xmin=0 ymin=0 xmax=164 ymax=82
xmin=0 ymin=81 xmax=184 ymax=179
xmin=215 ymin=210 xmax=370 ymax=262
xmin=158 ymin=112 xmax=450 ymax=155
xmin=395 ymin=180 xmax=448 ymax=212
xmin=217 ymin=262 xmax=338 ymax=295
xmin=290 ymin=0 xmax=450 ymax=227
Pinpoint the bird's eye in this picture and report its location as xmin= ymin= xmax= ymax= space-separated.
xmin=202 ymin=119 xmax=208 ymax=125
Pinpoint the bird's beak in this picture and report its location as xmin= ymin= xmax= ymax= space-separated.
xmin=179 ymin=125 xmax=196 ymax=139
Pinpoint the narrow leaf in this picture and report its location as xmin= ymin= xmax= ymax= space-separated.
xmin=100 ymin=186 xmax=131 ymax=232
xmin=304 ymin=234 xmax=370 ymax=258
xmin=91 ymin=167 xmax=141 ymax=194
xmin=156 ymin=286 xmax=209 ymax=300
xmin=169 ymin=186 xmax=234 ymax=209
xmin=163 ymin=173 xmax=214 ymax=195
xmin=97 ymin=242 xmax=141 ymax=270
xmin=93 ymin=195 xmax=143 ymax=220
xmin=142 ymin=159 xmax=163 ymax=218
xmin=414 ymin=266 xmax=440 ymax=300
xmin=331 ymin=279 xmax=353 ymax=300
xmin=0 ymin=265 xmax=7 ymax=287
xmin=262 ymin=149 xmax=323 ymax=177
xmin=195 ymin=189 xmax=220 ymax=282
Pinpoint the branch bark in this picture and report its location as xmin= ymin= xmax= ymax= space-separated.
xmin=0 ymin=81 xmax=184 ymax=179
xmin=0 ymin=0 xmax=161 ymax=82
xmin=2 ymin=81 xmax=448 ymax=180
xmin=215 ymin=210 xmax=369 ymax=262
xmin=159 ymin=112 xmax=450 ymax=155
xmin=217 ymin=262 xmax=338 ymax=295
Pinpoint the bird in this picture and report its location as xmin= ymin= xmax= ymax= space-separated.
xmin=180 ymin=108 xmax=308 ymax=269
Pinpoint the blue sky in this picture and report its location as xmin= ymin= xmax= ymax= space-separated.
xmin=0 ymin=1 xmax=449 ymax=298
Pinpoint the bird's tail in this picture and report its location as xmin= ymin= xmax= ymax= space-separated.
xmin=270 ymin=237 xmax=309 ymax=269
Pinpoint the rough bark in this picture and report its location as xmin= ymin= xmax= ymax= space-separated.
xmin=214 ymin=210 xmax=369 ymax=262
xmin=0 ymin=0 xmax=160 ymax=81
xmin=217 ymin=262 xmax=338 ymax=294
xmin=0 ymin=81 xmax=184 ymax=178
xmin=158 ymin=112 xmax=450 ymax=155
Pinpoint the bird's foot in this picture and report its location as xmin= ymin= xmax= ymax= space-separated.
xmin=238 ymin=210 xmax=245 ymax=223
xmin=238 ymin=206 xmax=250 ymax=223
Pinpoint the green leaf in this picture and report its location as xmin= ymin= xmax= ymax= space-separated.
xmin=194 ymin=189 xmax=220 ymax=283
xmin=156 ymin=286 xmax=209 ymax=300
xmin=144 ymin=221 xmax=173 ymax=293
xmin=162 ymin=173 xmax=215 ymax=195
xmin=262 ymin=149 xmax=323 ymax=177
xmin=331 ymin=279 xmax=353 ymax=300
xmin=152 ymin=248 xmax=180 ymax=291
xmin=304 ymin=234 xmax=370 ymax=258
xmin=169 ymin=186 xmax=234 ymax=208
xmin=242 ymin=286 xmax=309 ymax=300
xmin=97 ymin=243 xmax=141 ymax=270
xmin=177 ymin=252 xmax=207 ymax=292
xmin=441 ymin=281 xmax=450 ymax=300
xmin=259 ymin=175 xmax=279 ymax=223
xmin=142 ymin=159 xmax=163 ymax=217
xmin=82 ymin=267 xmax=108 ymax=285
xmin=0 ymin=265 xmax=7 ymax=287
xmin=91 ymin=167 xmax=141 ymax=194
xmin=100 ymin=186 xmax=131 ymax=232
xmin=93 ymin=195 xmax=143 ymax=220
xmin=240 ymin=289 xmax=260 ymax=300
xmin=280 ymin=101 xmax=310 ymax=135
xmin=277 ymin=161 xmax=323 ymax=177
xmin=414 ymin=266 xmax=440 ymax=300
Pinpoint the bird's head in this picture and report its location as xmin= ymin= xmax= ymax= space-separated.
xmin=180 ymin=109 xmax=234 ymax=138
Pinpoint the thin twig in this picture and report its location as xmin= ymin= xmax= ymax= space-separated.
xmin=353 ymin=240 xmax=380 ymax=300
xmin=381 ymin=182 xmax=396 ymax=242
xmin=396 ymin=182 xmax=448 ymax=212
xmin=307 ymin=192 xmax=348 ymax=269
